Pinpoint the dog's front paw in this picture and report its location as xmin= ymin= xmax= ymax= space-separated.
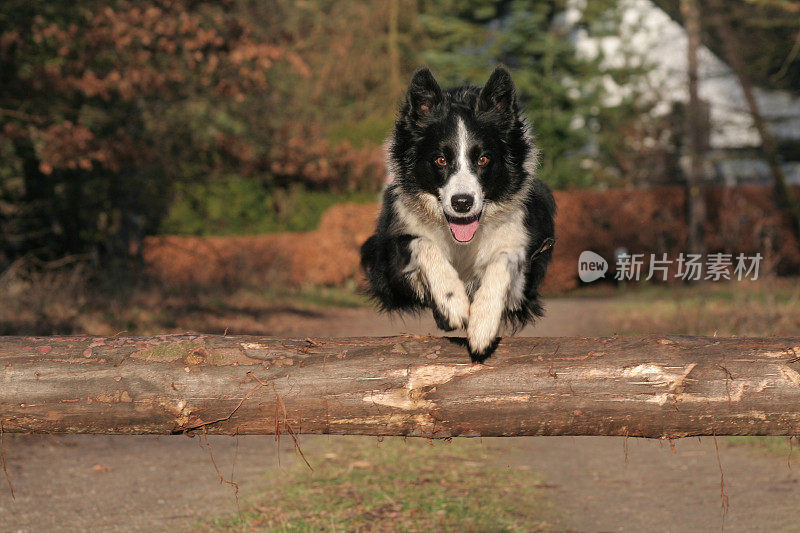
xmin=433 ymin=285 xmax=469 ymax=331
xmin=432 ymin=307 xmax=457 ymax=331
xmin=467 ymin=301 xmax=501 ymax=361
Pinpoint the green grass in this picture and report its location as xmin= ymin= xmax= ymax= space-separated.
xmin=203 ymin=437 xmax=553 ymax=532
xmin=327 ymin=113 xmax=395 ymax=148
xmin=259 ymin=283 xmax=370 ymax=309
xmin=725 ymin=436 xmax=798 ymax=460
xmin=161 ymin=179 xmax=377 ymax=236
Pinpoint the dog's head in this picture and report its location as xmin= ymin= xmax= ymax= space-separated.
xmin=388 ymin=65 xmax=537 ymax=243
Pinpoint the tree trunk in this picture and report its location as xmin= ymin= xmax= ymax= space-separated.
xmin=10 ymin=136 xmax=54 ymax=258
xmin=388 ymin=0 xmax=402 ymax=98
xmin=2 ymin=334 xmax=800 ymax=438
xmin=679 ymin=0 xmax=707 ymax=257
xmin=707 ymin=0 xmax=800 ymax=240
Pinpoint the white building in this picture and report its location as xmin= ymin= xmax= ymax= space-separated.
xmin=571 ymin=0 xmax=800 ymax=184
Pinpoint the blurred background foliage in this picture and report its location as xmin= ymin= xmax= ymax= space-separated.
xmin=657 ymin=0 xmax=800 ymax=93
xmin=1 ymin=0 xmax=798 ymax=267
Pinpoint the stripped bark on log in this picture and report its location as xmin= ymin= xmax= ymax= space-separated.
xmin=1 ymin=334 xmax=800 ymax=438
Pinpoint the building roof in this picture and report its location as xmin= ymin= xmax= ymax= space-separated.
xmin=571 ymin=0 xmax=800 ymax=150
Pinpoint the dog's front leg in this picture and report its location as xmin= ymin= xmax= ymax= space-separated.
xmin=468 ymin=252 xmax=520 ymax=359
xmin=407 ymin=238 xmax=469 ymax=331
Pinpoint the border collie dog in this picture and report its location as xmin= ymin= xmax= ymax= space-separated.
xmin=360 ymin=66 xmax=556 ymax=361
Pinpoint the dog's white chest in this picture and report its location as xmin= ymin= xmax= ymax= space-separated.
xmin=446 ymin=216 xmax=529 ymax=297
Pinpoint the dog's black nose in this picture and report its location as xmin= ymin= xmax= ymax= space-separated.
xmin=451 ymin=194 xmax=474 ymax=214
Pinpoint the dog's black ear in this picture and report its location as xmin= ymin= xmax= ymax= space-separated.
xmin=404 ymin=67 xmax=443 ymax=125
xmin=476 ymin=65 xmax=517 ymax=119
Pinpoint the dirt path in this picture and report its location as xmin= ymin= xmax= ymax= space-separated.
xmin=500 ymin=436 xmax=799 ymax=532
xmin=2 ymin=299 xmax=799 ymax=532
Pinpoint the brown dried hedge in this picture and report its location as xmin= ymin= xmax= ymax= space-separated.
xmin=143 ymin=185 xmax=799 ymax=294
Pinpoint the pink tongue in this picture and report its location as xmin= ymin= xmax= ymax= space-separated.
xmin=449 ymin=219 xmax=480 ymax=242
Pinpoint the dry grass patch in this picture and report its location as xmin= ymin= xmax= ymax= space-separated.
xmin=603 ymin=278 xmax=800 ymax=336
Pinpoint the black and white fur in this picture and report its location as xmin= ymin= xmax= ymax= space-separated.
xmin=360 ymin=66 xmax=556 ymax=361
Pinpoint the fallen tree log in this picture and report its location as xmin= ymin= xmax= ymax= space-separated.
xmin=1 ymin=334 xmax=799 ymax=438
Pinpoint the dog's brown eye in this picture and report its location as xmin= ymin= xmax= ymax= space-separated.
xmin=435 ymin=156 xmax=447 ymax=167
xmin=477 ymin=155 xmax=489 ymax=166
